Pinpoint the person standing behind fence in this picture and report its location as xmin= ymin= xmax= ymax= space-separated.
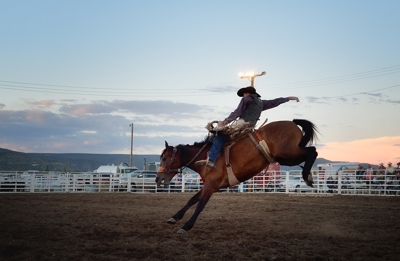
xmin=376 ymin=163 xmax=386 ymax=187
xmin=394 ymin=162 xmax=400 ymax=180
xmin=365 ymin=164 xmax=374 ymax=185
xmin=327 ymin=176 xmax=335 ymax=193
xmin=386 ymin=162 xmax=395 ymax=178
xmin=356 ymin=163 xmax=365 ymax=180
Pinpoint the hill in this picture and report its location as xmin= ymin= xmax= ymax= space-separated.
xmin=0 ymin=147 xmax=341 ymax=172
xmin=0 ymin=148 xmax=15 ymax=153
xmin=0 ymin=148 xmax=160 ymax=172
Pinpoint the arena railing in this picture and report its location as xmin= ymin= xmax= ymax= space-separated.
xmin=1 ymin=170 xmax=399 ymax=195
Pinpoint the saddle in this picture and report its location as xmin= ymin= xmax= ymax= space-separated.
xmin=205 ymin=119 xmax=275 ymax=186
xmin=205 ymin=120 xmax=254 ymax=140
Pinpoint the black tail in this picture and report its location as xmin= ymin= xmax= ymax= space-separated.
xmin=293 ymin=119 xmax=319 ymax=147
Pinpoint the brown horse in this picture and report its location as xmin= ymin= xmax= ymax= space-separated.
xmin=156 ymin=119 xmax=319 ymax=233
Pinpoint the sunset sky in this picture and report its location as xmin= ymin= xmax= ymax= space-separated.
xmin=1 ymin=1 xmax=399 ymax=166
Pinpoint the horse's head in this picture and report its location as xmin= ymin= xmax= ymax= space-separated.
xmin=156 ymin=141 xmax=182 ymax=188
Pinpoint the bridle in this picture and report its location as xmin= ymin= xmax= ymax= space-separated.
xmin=164 ymin=146 xmax=182 ymax=174
xmin=163 ymin=140 xmax=210 ymax=174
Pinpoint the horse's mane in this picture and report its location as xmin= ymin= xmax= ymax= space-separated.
xmin=160 ymin=135 xmax=213 ymax=159
xmin=190 ymin=135 xmax=213 ymax=148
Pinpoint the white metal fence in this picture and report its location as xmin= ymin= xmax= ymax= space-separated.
xmin=1 ymin=170 xmax=399 ymax=195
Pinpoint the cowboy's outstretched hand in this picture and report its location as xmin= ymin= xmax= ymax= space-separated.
xmin=288 ymin=96 xmax=300 ymax=102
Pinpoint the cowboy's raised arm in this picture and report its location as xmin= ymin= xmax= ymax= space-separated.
xmin=262 ymin=97 xmax=297 ymax=110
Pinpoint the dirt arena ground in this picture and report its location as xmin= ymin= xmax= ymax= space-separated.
xmin=0 ymin=193 xmax=399 ymax=261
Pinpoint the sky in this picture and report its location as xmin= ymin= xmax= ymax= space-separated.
xmin=1 ymin=0 xmax=399 ymax=166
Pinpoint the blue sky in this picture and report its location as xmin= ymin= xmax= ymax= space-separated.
xmin=1 ymin=0 xmax=399 ymax=165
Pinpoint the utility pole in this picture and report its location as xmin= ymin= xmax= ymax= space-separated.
xmin=130 ymin=123 xmax=134 ymax=167
xmin=239 ymin=71 xmax=266 ymax=87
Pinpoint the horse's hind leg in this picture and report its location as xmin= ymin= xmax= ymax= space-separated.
xmin=302 ymin=146 xmax=318 ymax=187
xmin=167 ymin=189 xmax=202 ymax=224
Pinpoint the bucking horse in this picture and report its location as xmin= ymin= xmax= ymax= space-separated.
xmin=156 ymin=119 xmax=319 ymax=233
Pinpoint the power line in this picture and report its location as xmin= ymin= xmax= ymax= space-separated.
xmin=265 ymin=65 xmax=400 ymax=90
xmin=314 ymin=84 xmax=400 ymax=99
xmin=0 ymin=84 xmax=215 ymax=97
xmin=1 ymin=65 xmax=400 ymax=96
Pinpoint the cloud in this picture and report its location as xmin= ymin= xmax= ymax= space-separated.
xmin=1 ymin=102 xmax=400 ymax=160
xmin=0 ymin=107 xmax=207 ymax=154
xmin=305 ymin=93 xmax=400 ymax=106
xmin=60 ymin=102 xmax=114 ymax=115
xmin=27 ymin=100 xmax=57 ymax=107
xmin=57 ymin=100 xmax=212 ymax=118
xmin=305 ymin=96 xmax=330 ymax=104
xmin=386 ymin=99 xmax=400 ymax=104
xmin=106 ymin=100 xmax=209 ymax=115
xmin=361 ymin=92 xmax=382 ymax=97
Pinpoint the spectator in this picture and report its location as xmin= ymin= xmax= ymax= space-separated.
xmin=356 ymin=163 xmax=365 ymax=180
xmin=395 ymin=162 xmax=400 ymax=180
xmin=376 ymin=163 xmax=386 ymax=186
xmin=386 ymin=162 xmax=395 ymax=178
xmin=327 ymin=176 xmax=335 ymax=193
xmin=386 ymin=176 xmax=395 ymax=195
xmin=378 ymin=162 xmax=386 ymax=173
xmin=365 ymin=164 xmax=374 ymax=186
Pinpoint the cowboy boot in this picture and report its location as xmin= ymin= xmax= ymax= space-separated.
xmin=195 ymin=158 xmax=215 ymax=168
xmin=195 ymin=159 xmax=208 ymax=166
xmin=206 ymin=160 xmax=215 ymax=168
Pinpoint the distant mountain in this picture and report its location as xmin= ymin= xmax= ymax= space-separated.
xmin=280 ymin=157 xmax=333 ymax=171
xmin=0 ymin=148 xmax=15 ymax=153
xmin=0 ymin=147 xmax=348 ymax=172
xmin=0 ymin=147 xmax=160 ymax=172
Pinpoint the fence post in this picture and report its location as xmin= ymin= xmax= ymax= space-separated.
xmin=30 ymin=173 xmax=35 ymax=192
xmin=285 ymin=171 xmax=289 ymax=193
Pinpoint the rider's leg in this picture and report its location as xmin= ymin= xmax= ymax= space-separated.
xmin=208 ymin=133 xmax=230 ymax=163
xmin=195 ymin=133 xmax=229 ymax=168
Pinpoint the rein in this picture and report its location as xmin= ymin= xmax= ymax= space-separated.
xmin=185 ymin=136 xmax=211 ymax=166
xmin=164 ymin=134 xmax=212 ymax=174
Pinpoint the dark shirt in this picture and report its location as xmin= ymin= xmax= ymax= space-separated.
xmin=224 ymin=97 xmax=289 ymax=123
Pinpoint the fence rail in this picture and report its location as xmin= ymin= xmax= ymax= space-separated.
xmin=1 ymin=170 xmax=399 ymax=195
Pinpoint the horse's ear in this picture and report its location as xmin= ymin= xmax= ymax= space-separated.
xmin=165 ymin=141 xmax=169 ymax=149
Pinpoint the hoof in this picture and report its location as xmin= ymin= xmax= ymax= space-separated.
xmin=177 ymin=228 xmax=187 ymax=234
xmin=167 ymin=218 xmax=177 ymax=224
xmin=305 ymin=174 xmax=314 ymax=187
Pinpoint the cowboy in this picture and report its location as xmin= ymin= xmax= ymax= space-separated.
xmin=386 ymin=162 xmax=395 ymax=176
xmin=195 ymin=86 xmax=299 ymax=168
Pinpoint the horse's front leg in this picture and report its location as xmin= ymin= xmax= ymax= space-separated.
xmin=167 ymin=189 xmax=202 ymax=224
xmin=177 ymin=186 xmax=214 ymax=234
